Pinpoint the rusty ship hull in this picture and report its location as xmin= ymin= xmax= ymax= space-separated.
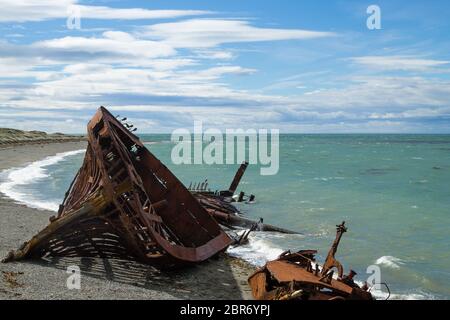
xmin=3 ymin=107 xmax=231 ymax=267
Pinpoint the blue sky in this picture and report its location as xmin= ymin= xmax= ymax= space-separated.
xmin=1 ymin=0 xmax=450 ymax=133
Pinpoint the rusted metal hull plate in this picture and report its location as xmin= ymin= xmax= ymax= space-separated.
xmin=266 ymin=261 xmax=353 ymax=295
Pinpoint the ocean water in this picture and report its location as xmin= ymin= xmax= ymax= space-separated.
xmin=1 ymin=134 xmax=449 ymax=299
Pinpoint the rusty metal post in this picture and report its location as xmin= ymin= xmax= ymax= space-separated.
xmin=321 ymin=221 xmax=347 ymax=278
xmin=228 ymin=161 xmax=249 ymax=195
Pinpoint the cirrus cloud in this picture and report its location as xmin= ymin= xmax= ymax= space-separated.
xmin=350 ymin=55 xmax=450 ymax=72
xmin=140 ymin=19 xmax=335 ymax=48
xmin=0 ymin=0 xmax=210 ymax=22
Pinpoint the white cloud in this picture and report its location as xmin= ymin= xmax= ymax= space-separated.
xmin=179 ymin=66 xmax=257 ymax=81
xmin=0 ymin=33 xmax=195 ymax=71
xmin=368 ymin=107 xmax=450 ymax=119
xmin=193 ymin=50 xmax=235 ymax=60
xmin=77 ymin=6 xmax=208 ymax=21
xmin=289 ymin=76 xmax=450 ymax=110
xmin=0 ymin=0 xmax=209 ymax=22
xmin=351 ymin=55 xmax=450 ymax=72
xmin=35 ymin=31 xmax=175 ymax=59
xmin=140 ymin=19 xmax=335 ymax=48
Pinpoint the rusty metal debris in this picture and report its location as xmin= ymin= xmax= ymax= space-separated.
xmin=190 ymin=162 xmax=298 ymax=235
xmin=188 ymin=161 xmax=250 ymax=199
xmin=231 ymin=219 xmax=260 ymax=246
xmin=248 ymin=222 xmax=373 ymax=300
xmin=2 ymin=106 xmax=231 ymax=267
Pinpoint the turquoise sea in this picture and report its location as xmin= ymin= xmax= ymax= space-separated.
xmin=1 ymin=134 xmax=449 ymax=299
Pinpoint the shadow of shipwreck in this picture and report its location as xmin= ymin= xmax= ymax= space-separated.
xmin=27 ymin=254 xmax=247 ymax=300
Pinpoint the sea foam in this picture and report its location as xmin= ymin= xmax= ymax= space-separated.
xmin=0 ymin=149 xmax=85 ymax=212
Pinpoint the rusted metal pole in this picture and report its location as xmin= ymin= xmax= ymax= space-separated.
xmin=228 ymin=161 xmax=249 ymax=195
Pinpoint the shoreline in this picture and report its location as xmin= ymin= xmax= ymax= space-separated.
xmin=0 ymin=142 xmax=255 ymax=300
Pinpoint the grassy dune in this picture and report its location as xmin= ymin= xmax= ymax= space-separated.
xmin=0 ymin=128 xmax=85 ymax=147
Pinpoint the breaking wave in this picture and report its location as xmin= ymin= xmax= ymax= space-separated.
xmin=0 ymin=150 xmax=85 ymax=211
xmin=353 ymin=279 xmax=436 ymax=300
xmin=227 ymin=232 xmax=285 ymax=267
xmin=375 ymin=255 xmax=405 ymax=269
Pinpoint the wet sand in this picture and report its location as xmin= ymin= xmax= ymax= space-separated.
xmin=0 ymin=142 xmax=255 ymax=300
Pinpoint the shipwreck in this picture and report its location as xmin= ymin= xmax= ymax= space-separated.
xmin=3 ymin=107 xmax=232 ymax=267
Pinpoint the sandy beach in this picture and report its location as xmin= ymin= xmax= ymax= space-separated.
xmin=0 ymin=142 xmax=255 ymax=300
